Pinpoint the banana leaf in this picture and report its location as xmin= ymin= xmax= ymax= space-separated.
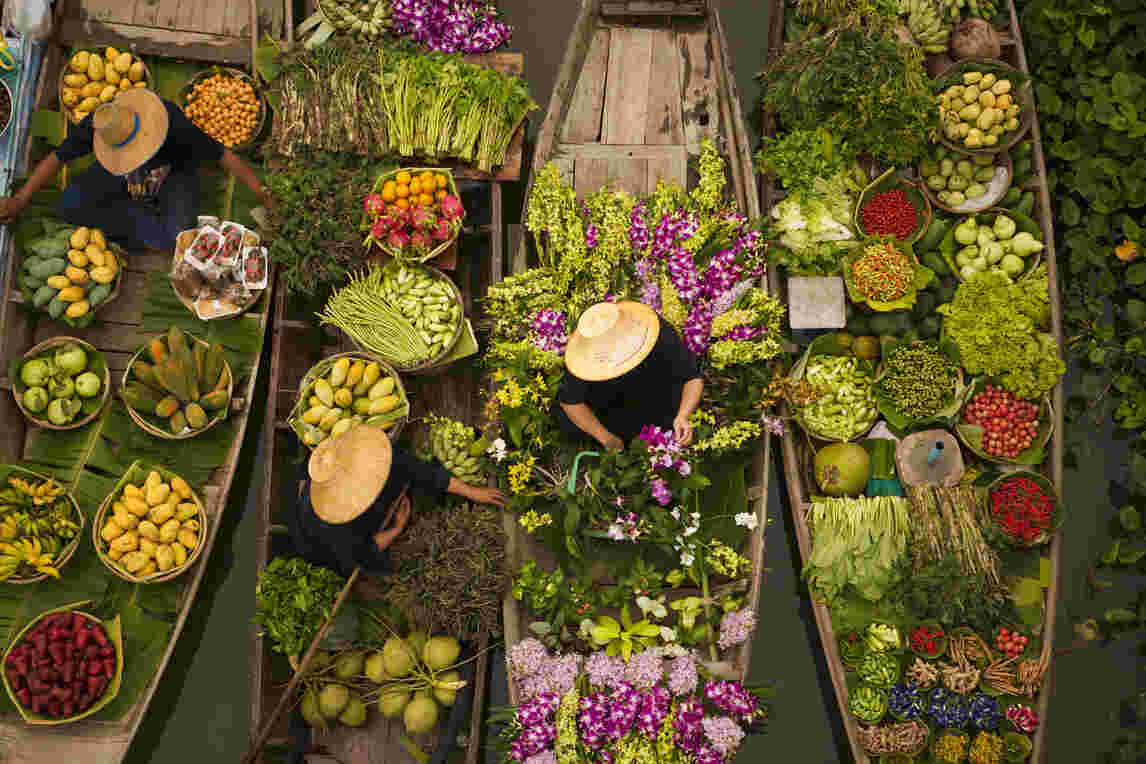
xmin=871 ymin=338 xmax=970 ymax=436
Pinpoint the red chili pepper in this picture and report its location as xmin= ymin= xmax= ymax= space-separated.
xmin=860 ymin=190 xmax=918 ymax=239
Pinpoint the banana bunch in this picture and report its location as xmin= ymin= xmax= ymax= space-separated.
xmin=7 ymin=476 xmax=65 ymax=506
xmin=0 ymin=538 xmax=60 ymax=581
xmin=938 ymin=0 xmax=998 ymax=23
xmin=426 ymin=414 xmax=487 ymax=485
xmin=896 ymin=0 xmax=950 ymax=53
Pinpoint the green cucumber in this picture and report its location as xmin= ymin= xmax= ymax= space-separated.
xmin=1016 ymin=192 xmax=1035 ymax=218
xmin=917 ymin=218 xmax=950 ymax=252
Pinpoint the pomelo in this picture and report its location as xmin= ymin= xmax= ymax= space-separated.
xmin=814 ymin=442 xmax=871 ymax=497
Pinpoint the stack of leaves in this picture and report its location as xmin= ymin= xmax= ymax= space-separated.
xmin=803 ymin=496 xmax=911 ymax=604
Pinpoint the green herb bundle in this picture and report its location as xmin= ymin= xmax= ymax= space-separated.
xmin=254 ymin=556 xmax=346 ymax=656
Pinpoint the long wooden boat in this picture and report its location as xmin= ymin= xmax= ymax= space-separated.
xmin=761 ymin=2 xmax=1063 ymax=762
xmin=501 ymin=0 xmax=769 ymax=699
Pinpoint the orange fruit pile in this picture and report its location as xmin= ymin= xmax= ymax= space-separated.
xmin=183 ymin=74 xmax=261 ymax=149
xmin=380 ymin=171 xmax=450 ymax=212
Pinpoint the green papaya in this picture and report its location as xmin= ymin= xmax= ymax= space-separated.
xmin=132 ymin=361 xmax=161 ymax=389
xmin=28 ymin=258 xmax=67 ymax=280
xmin=203 ymin=343 xmax=225 ymax=392
xmin=32 ymin=285 xmax=57 ymax=308
xmin=121 ymin=382 xmax=166 ymax=412
xmin=155 ymin=396 xmax=181 ymax=418
xmin=87 ymin=283 xmax=112 ymax=306
xmin=47 ymin=296 xmax=66 ymax=319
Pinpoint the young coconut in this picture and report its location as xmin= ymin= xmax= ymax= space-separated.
xmin=406 ymin=629 xmax=429 ymax=659
xmin=318 ymin=682 xmax=350 ymax=719
xmin=378 ymin=686 xmax=412 ymax=718
xmin=364 ymin=650 xmax=388 ymax=682
xmin=334 ymin=649 xmax=365 ymax=680
xmin=300 ymin=686 xmax=325 ymax=728
xmin=382 ymin=636 xmax=417 ymax=678
xmin=338 ymin=693 xmax=368 ymax=727
xmin=404 ymin=690 xmax=440 ymax=735
xmin=423 ymin=635 xmax=461 ymax=671
xmin=433 ymin=670 xmax=464 ymax=707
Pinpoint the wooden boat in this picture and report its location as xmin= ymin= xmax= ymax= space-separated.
xmin=501 ymin=0 xmax=769 ymax=700
xmin=761 ymin=2 xmax=1064 ymax=762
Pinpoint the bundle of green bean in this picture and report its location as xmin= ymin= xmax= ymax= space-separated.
xmin=321 ymin=266 xmax=460 ymax=366
xmin=798 ymin=355 xmax=878 ymax=441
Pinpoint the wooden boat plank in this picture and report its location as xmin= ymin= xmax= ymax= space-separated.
xmin=74 ymin=0 xmax=126 ymax=24
xmin=132 ymin=0 xmax=162 ymax=28
xmin=601 ymin=1 xmax=707 ymax=16
xmin=645 ymin=28 xmax=685 ymax=146
xmin=561 ymin=28 xmax=611 ymax=144
xmin=607 ymin=156 xmax=650 ymax=195
xmin=573 ymin=156 xmax=609 ymax=199
xmin=602 ymin=27 xmax=654 ymax=146
xmin=156 ymin=0 xmax=183 ymax=30
xmin=646 ymin=149 xmax=688 ymax=189
xmin=58 ymin=18 xmax=249 ymax=66
xmin=678 ymin=26 xmax=719 ymax=149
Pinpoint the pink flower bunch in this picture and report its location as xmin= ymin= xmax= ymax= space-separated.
xmin=650 ymin=478 xmax=672 ymax=506
xmin=629 ymin=202 xmax=650 ymax=257
xmin=440 ymin=193 xmax=465 ymax=221
xmin=509 ymin=692 xmax=559 ymax=762
xmin=639 ymin=425 xmax=692 ymax=476
xmin=529 ymin=309 xmax=568 ymax=354
xmin=704 ymin=681 xmax=758 ymax=722
xmin=668 ymin=654 xmax=699 ymax=696
xmin=672 ymin=697 xmax=706 ymax=754
xmin=606 ymin=512 xmax=644 ymax=543
xmin=716 ymin=609 xmax=757 ymax=651
xmin=702 ymin=716 xmax=746 ymax=756
xmin=1005 ymin=704 xmax=1039 ymax=733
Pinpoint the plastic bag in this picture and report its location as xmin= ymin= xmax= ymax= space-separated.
xmin=5 ymin=0 xmax=53 ymax=41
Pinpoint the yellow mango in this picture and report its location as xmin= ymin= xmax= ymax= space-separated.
xmin=181 ymin=518 xmax=200 ymax=533
xmin=128 ymin=60 xmax=146 ymax=83
xmin=63 ymin=73 xmax=88 ymax=89
xmin=78 ymin=96 xmax=100 ymax=113
xmin=133 ymin=81 xmax=146 ymax=88
xmin=105 ymin=68 xmax=121 ymax=86
xmin=67 ymin=249 xmax=89 ymax=268
xmin=369 ymin=395 xmax=400 ymax=415
xmin=61 ymin=89 xmax=79 ymax=107
xmin=65 ymin=300 xmax=90 ymax=319
xmin=171 ymin=475 xmax=192 ymax=499
xmin=123 ymin=483 xmax=143 ymax=500
xmin=137 ymin=559 xmax=158 ymax=577
xmin=146 ymin=482 xmax=171 ymax=507
xmin=334 ymin=387 xmax=354 ymax=408
xmin=346 ymin=361 xmax=365 ymax=388
xmin=172 ymin=543 xmax=187 ymax=567
xmin=121 ymin=551 xmax=149 ymax=573
xmin=90 ymin=266 xmax=116 ymax=284
xmin=308 ymin=395 xmax=321 ymax=408
xmin=114 ymin=52 xmax=133 ymax=74
xmin=119 ymin=78 xmax=131 ymax=92
xmin=138 ymin=536 xmax=157 ymax=559
xmin=137 ymin=520 xmax=160 ymax=541
xmin=148 ymin=504 xmax=175 ymax=525
xmin=175 ymin=502 xmax=199 ymax=522
xmin=302 ymin=405 xmax=329 ymax=425
xmin=100 ymin=519 xmax=125 ymax=542
xmin=177 ymin=529 xmax=199 ymax=550
xmin=99 ymin=85 xmax=117 ymax=103
xmin=318 ymin=408 xmax=344 ymax=432
xmin=330 ymin=418 xmax=353 ymax=438
xmin=87 ymin=56 xmax=104 ymax=81
xmin=73 ymin=108 xmax=91 ymax=123
xmin=46 ymin=275 xmax=72 ymax=290
xmin=329 ymin=357 xmax=350 ymax=387
xmin=107 ymin=546 xmax=123 ymax=562
xmin=57 ymin=285 xmax=85 ymax=302
xmin=110 ymin=530 xmax=139 ymax=553
xmin=144 ymin=470 xmax=162 ymax=493
xmin=105 ymin=46 xmax=120 ymax=62
xmin=90 ymin=229 xmax=107 ymax=249
xmin=112 ymin=504 xmax=138 ymax=530
xmin=69 ymin=51 xmax=90 ymax=74
xmin=65 ymin=265 xmax=88 ymax=284
xmin=160 ymin=518 xmax=180 ymax=543
xmin=81 ymin=82 xmax=103 ymax=99
xmin=155 ymin=544 xmax=175 ymax=571
xmin=124 ymin=496 xmax=150 ymax=517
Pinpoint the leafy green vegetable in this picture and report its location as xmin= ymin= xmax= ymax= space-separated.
xmin=804 ymin=497 xmax=911 ymax=605
xmin=768 ymin=165 xmax=867 ymax=275
xmin=755 ymin=128 xmax=851 ymax=196
xmin=254 ymin=557 xmax=346 ymax=656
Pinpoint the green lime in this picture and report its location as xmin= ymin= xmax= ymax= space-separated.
xmin=853 ymin=336 xmax=880 ymax=361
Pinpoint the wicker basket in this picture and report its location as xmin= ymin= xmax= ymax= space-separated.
xmin=920 ymin=151 xmax=1013 ymax=215
xmin=1 ymin=602 xmax=123 ymax=724
xmin=854 ymin=168 xmax=932 ymax=246
xmin=58 ymin=50 xmax=153 ymax=125
xmin=4 ymin=466 xmax=85 ymax=585
xmin=10 ymin=337 xmax=111 ymax=430
xmin=955 ymin=377 xmax=1053 ymax=467
xmin=934 ymin=58 xmax=1034 ymax=156
xmin=178 ymin=66 xmax=268 ymax=153
xmin=288 ymin=351 xmax=408 ymax=449
xmin=168 ymin=238 xmax=265 ymax=321
xmin=366 ymin=167 xmax=464 ymax=264
xmin=92 ymin=460 xmax=208 ymax=584
xmin=120 ymin=331 xmax=234 ymax=440
xmin=20 ymin=243 xmax=126 ymax=328
xmin=939 ymin=207 xmax=1044 ymax=283
xmin=986 ymin=470 xmax=1063 ymax=547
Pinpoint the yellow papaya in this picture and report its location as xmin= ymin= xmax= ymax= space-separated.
xmin=123 ymin=483 xmax=144 ymax=500
xmin=137 ymin=520 xmax=160 ymax=542
xmin=137 ymin=559 xmax=158 ymax=577
xmin=87 ymin=56 xmax=104 ymax=81
xmin=57 ymin=285 xmax=85 ymax=302
xmin=171 ymin=475 xmax=192 ymax=500
xmin=353 ymin=398 xmax=372 ymax=415
xmin=199 ymin=390 xmax=228 ymax=411
xmin=67 ymin=250 xmax=89 ymax=268
xmin=144 ymin=471 xmax=162 ymax=492
xmin=146 ymin=482 xmax=171 ymax=507
xmin=308 ymin=395 xmax=322 ymax=408
xmin=119 ymin=78 xmax=131 ymax=92
xmin=110 ymin=530 xmax=139 ymax=553
xmin=99 ymin=85 xmax=117 ymax=103
xmin=46 ymin=275 xmax=71 ymax=290
xmin=177 ymin=529 xmax=199 ymax=550
xmin=185 ymin=403 xmax=207 ymax=429
xmin=155 ymin=396 xmax=180 ymax=418
xmin=330 ymin=418 xmax=354 ymax=438
xmin=155 ymin=544 xmax=175 ymax=571
xmin=78 ymin=96 xmax=100 ymax=113
xmin=61 ymin=88 xmax=79 ymax=107
xmin=114 ymin=52 xmax=132 ymax=74
xmin=63 ymin=73 xmax=88 ymax=89
xmin=112 ymin=504 xmax=138 ymax=530
xmin=121 ymin=551 xmax=149 ymax=574
xmin=368 ymin=379 xmax=394 ymax=400
xmin=89 ymin=266 xmax=115 ymax=284
xmin=65 ymin=300 xmax=90 ymax=318
xmin=106 ymin=546 xmax=123 ymax=562
xmin=318 ymin=408 xmax=344 ymax=432
xmin=124 ymin=496 xmax=150 ymax=517
xmin=105 ymin=68 xmax=121 ymax=86
xmin=100 ymin=520 xmax=124 ymax=542
xmin=149 ymin=504 xmax=175 ymax=525
xmin=176 ymin=502 xmax=199 ymax=521
xmin=138 ymin=536 xmax=157 ymax=559
xmin=81 ymin=82 xmax=103 ymax=99
xmin=105 ymin=46 xmax=120 ymax=62
xmin=181 ymin=518 xmax=200 ymax=533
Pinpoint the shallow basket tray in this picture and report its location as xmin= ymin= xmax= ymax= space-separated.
xmin=347 ymin=263 xmax=467 ymax=374
xmin=934 ymin=58 xmax=1034 ymax=156
xmin=58 ymin=52 xmax=153 ymax=125
xmin=92 ymin=460 xmax=208 ymax=584
xmin=1 ymin=601 xmax=123 ymax=724
xmin=178 ymin=66 xmax=268 ymax=153
xmin=954 ymin=377 xmax=1053 ymax=467
xmin=167 ymin=244 xmax=264 ymax=321
xmin=367 ymin=167 xmax=464 ymax=264
xmin=854 ymin=168 xmax=932 ymax=246
xmin=4 ymin=466 xmax=85 ymax=585
xmin=920 ymin=151 xmax=1013 ymax=215
xmin=287 ymin=351 xmax=409 ymax=450
xmin=10 ymin=336 xmax=111 ymax=431
xmin=120 ymin=331 xmax=234 ymax=440
xmin=938 ymin=207 xmax=1044 ymax=284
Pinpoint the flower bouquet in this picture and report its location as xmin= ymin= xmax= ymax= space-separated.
xmin=362 ymin=168 xmax=465 ymax=262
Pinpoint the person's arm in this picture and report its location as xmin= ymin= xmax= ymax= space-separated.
xmin=220 ymin=149 xmax=271 ymax=206
xmin=672 ymin=378 xmax=705 ymax=446
xmin=561 ymin=402 xmax=624 ymax=450
xmin=0 ymin=154 xmax=60 ymax=221
xmin=447 ymin=477 xmax=507 ymax=507
xmin=373 ymin=496 xmax=411 ymax=552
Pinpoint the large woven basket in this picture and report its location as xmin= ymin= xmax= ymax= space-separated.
xmin=120 ymin=331 xmax=234 ymax=440
xmin=287 ymin=351 xmax=409 ymax=450
xmin=58 ymin=51 xmax=153 ymax=125
xmin=92 ymin=460 xmax=208 ymax=584
xmin=10 ymin=336 xmax=111 ymax=430
xmin=4 ymin=466 xmax=85 ymax=585
xmin=934 ymin=58 xmax=1034 ymax=156
xmin=20 ymin=242 xmax=126 ymax=329
xmin=178 ymin=66 xmax=268 ymax=153
xmin=367 ymin=167 xmax=464 ymax=264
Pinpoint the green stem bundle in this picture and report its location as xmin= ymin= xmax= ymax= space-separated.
xmin=320 ymin=269 xmax=431 ymax=364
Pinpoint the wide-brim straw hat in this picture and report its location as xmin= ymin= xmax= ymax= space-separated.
xmin=92 ymin=88 xmax=169 ymax=176
xmin=308 ymin=425 xmax=393 ymax=524
xmin=564 ymin=300 xmax=660 ymax=381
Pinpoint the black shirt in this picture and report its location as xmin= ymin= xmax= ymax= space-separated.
xmin=289 ymin=448 xmax=452 ymax=578
xmin=55 ymin=98 xmax=224 ymax=200
xmin=559 ymin=316 xmax=702 ymax=443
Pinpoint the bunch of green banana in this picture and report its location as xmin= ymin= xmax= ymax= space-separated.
xmin=320 ymin=0 xmax=391 ymax=40
xmin=427 ymin=414 xmax=487 ymax=485
xmin=938 ymin=0 xmax=999 ymax=23
xmin=896 ymin=0 xmax=949 ymax=54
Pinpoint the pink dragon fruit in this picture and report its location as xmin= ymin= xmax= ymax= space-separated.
xmin=363 ymin=193 xmax=385 ymax=216
xmin=386 ymin=229 xmax=411 ymax=251
xmin=370 ymin=218 xmax=391 ymax=240
xmin=410 ymin=205 xmax=437 ymax=231
xmin=432 ymin=217 xmax=454 ymax=242
xmin=440 ymin=194 xmax=465 ymax=222
xmin=410 ymin=231 xmax=430 ymax=250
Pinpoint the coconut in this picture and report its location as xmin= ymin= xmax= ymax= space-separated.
xmin=338 ymin=694 xmax=368 ymax=727
xmin=318 ymin=683 xmax=350 ymax=719
xmin=334 ymin=649 xmax=365 ymax=680
xmin=404 ymin=690 xmax=439 ymax=735
xmin=422 ymin=635 xmax=461 ymax=671
xmin=378 ymin=686 xmax=412 ymax=718
xmin=300 ymin=687 xmax=325 ymax=727
xmin=433 ymin=670 xmax=461 ymax=707
xmin=950 ymin=18 xmax=1001 ymax=60
xmin=382 ymin=636 xmax=416 ymax=678
xmin=364 ymin=651 xmax=388 ymax=682
xmin=814 ymin=443 xmax=871 ymax=497
xmin=406 ymin=629 xmax=429 ymax=659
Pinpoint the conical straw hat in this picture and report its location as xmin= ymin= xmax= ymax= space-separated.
xmin=308 ymin=425 xmax=393 ymax=524
xmin=564 ymin=300 xmax=660 ymax=381
xmin=92 ymin=88 xmax=169 ymax=176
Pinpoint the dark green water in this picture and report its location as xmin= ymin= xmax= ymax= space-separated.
xmin=125 ymin=3 xmax=1140 ymax=761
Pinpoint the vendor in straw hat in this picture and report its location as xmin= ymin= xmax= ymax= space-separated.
xmin=0 ymin=88 xmax=270 ymax=251
xmin=557 ymin=300 xmax=704 ymax=450
xmin=290 ymin=425 xmax=506 ymax=578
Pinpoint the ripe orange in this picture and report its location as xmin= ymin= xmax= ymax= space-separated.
xmin=419 ymin=193 xmax=434 ymax=207
xmin=396 ymin=184 xmax=410 ymax=199
xmin=435 ymin=189 xmax=447 ymax=201
xmin=435 ymin=174 xmax=448 ymax=190
xmin=396 ymin=171 xmax=412 ymax=185
xmin=381 ymin=186 xmax=396 ymax=203
xmin=420 ymin=172 xmax=436 ymax=187
xmin=409 ymin=179 xmax=423 ymax=196
xmin=396 ymin=198 xmax=410 ymax=210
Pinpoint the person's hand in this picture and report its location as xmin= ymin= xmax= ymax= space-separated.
xmin=391 ymin=495 xmax=412 ymax=532
xmin=601 ymin=433 xmax=625 ymax=451
xmin=0 ymin=196 xmax=26 ymax=223
xmin=673 ymin=414 xmax=694 ymax=447
xmin=468 ymin=485 xmax=507 ymax=507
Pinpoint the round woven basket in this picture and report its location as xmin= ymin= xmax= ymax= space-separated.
xmin=986 ymin=470 xmax=1063 ymax=547
xmin=854 ymin=169 xmax=933 ymax=246
xmin=91 ymin=461 xmax=208 ymax=584
xmin=178 ymin=66 xmax=268 ymax=153
xmin=920 ymin=151 xmax=1013 ymax=215
xmin=941 ymin=207 xmax=1044 ymax=284
xmin=11 ymin=337 xmax=111 ymax=430
xmin=0 ymin=80 xmax=13 ymax=141
xmin=6 ymin=467 xmax=85 ymax=585
xmin=347 ymin=263 xmax=466 ymax=374
xmin=367 ymin=167 xmax=464 ymax=264
xmin=934 ymin=58 xmax=1034 ymax=156
xmin=58 ymin=52 xmax=153 ymax=125
xmin=954 ymin=377 xmax=1053 ymax=466
xmin=288 ymin=350 xmax=409 ymax=449
xmin=120 ymin=332 xmax=234 ymax=440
